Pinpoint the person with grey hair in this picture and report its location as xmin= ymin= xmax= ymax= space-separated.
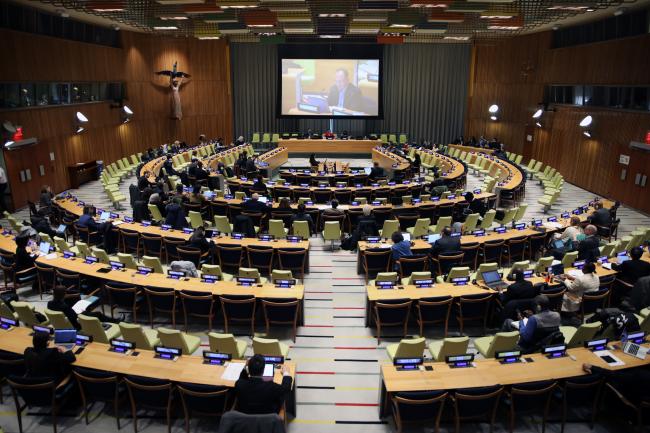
xmin=577 ymin=224 xmax=601 ymax=262
xmin=356 ymin=204 xmax=378 ymax=236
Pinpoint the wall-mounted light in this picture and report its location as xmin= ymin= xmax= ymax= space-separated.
xmin=488 ymin=104 xmax=499 ymax=121
xmin=579 ymin=115 xmax=593 ymax=137
xmin=121 ymin=105 xmax=134 ymax=124
xmin=75 ymin=111 xmax=89 ymax=134
xmin=532 ymin=108 xmax=544 ymax=128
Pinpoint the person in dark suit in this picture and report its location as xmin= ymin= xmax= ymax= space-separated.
xmin=47 ymin=286 xmax=116 ymax=329
xmin=162 ymin=154 xmax=179 ymax=176
xmin=309 ymin=154 xmax=319 ymax=167
xmin=577 ymin=225 xmax=601 ymax=262
xmin=464 ymin=191 xmax=487 ymax=217
xmin=501 ymin=270 xmax=537 ymax=304
xmin=242 ymin=193 xmax=270 ymax=215
xmin=588 ymin=202 xmax=612 ymax=227
xmin=235 ymin=354 xmax=293 ymax=415
xmin=245 ymin=156 xmax=257 ymax=174
xmin=322 ymin=200 xmax=345 ymax=218
xmin=327 ymin=69 xmax=363 ymax=112
xmin=356 ymin=205 xmax=379 ymax=236
xmin=24 ymin=331 xmax=76 ymax=383
xmin=251 ymin=175 xmax=268 ymax=195
xmin=369 ymin=162 xmax=384 ymax=180
xmin=430 ymin=227 xmax=461 ymax=257
xmin=613 ymin=246 xmax=650 ymax=284
xmin=164 ymin=197 xmax=188 ymax=229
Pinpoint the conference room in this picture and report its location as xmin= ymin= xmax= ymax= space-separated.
xmin=1 ymin=1 xmax=650 ymax=433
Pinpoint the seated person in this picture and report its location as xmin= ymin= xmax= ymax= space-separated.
xmin=14 ymin=234 xmax=37 ymax=290
xmin=322 ymin=200 xmax=345 ymax=218
xmin=501 ymin=269 xmax=537 ymax=305
xmin=242 ymin=193 xmax=270 ymax=215
xmin=588 ymin=201 xmax=612 ymax=227
xmin=339 ymin=130 xmax=349 ymax=139
xmin=251 ymin=175 xmax=268 ymax=195
xmin=162 ymin=154 xmax=179 ymax=176
xmin=309 ymin=154 xmax=319 ymax=168
xmin=577 ymin=225 xmax=601 ymax=262
xmin=194 ymin=161 xmax=209 ymax=183
xmin=149 ymin=193 xmax=166 ymax=217
xmin=30 ymin=209 xmax=56 ymax=239
xmin=391 ymin=231 xmax=412 ymax=269
xmin=164 ymin=197 xmax=188 ymax=229
xmin=187 ymin=184 xmax=205 ymax=205
xmin=559 ymin=261 xmax=600 ymax=314
xmin=369 ymin=162 xmax=384 ymax=180
xmin=235 ymin=354 xmax=293 ymax=415
xmin=24 ymin=331 xmax=76 ymax=383
xmin=47 ymin=286 xmax=117 ymax=329
xmin=613 ymin=246 xmax=650 ymax=284
xmin=356 ymin=205 xmax=379 ymax=237
xmin=502 ymin=295 xmax=561 ymax=353
xmin=77 ymin=205 xmax=117 ymax=253
xmin=188 ymin=226 xmax=215 ymax=261
xmin=429 ymin=227 xmax=461 ymax=258
xmin=290 ymin=204 xmax=314 ymax=234
xmin=464 ymin=191 xmax=486 ymax=217
xmin=323 ymin=129 xmax=334 ymax=139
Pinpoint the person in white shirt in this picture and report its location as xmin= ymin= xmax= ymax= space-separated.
xmin=560 ymin=262 xmax=600 ymax=313
xmin=0 ymin=165 xmax=7 ymax=212
xmin=559 ymin=216 xmax=583 ymax=245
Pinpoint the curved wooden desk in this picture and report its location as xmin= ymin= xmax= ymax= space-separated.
xmin=449 ymin=143 xmax=495 ymax=155
xmin=378 ymin=339 xmax=649 ymax=417
xmin=0 ymin=327 xmax=296 ymax=414
xmin=372 ymin=147 xmax=410 ymax=171
xmin=279 ymin=138 xmax=378 ymax=154
xmin=53 ymin=198 xmax=310 ymax=260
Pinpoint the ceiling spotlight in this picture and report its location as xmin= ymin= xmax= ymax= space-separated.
xmin=532 ymin=108 xmax=543 ymax=119
xmin=488 ymin=104 xmax=499 ymax=113
xmin=121 ymin=105 xmax=134 ymax=123
xmin=614 ymin=7 xmax=626 ymax=16
xmin=112 ymin=25 xmax=120 ymax=31
xmin=552 ymin=25 xmax=560 ymax=31
xmin=536 ymin=122 xmax=543 ymax=128
xmin=75 ymin=111 xmax=88 ymax=134
xmin=56 ymin=9 xmax=69 ymax=18
xmin=583 ymin=131 xmax=592 ymax=137
xmin=490 ymin=115 xmax=498 ymax=121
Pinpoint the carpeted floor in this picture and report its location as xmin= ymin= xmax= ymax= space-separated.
xmin=0 ymin=158 xmax=648 ymax=433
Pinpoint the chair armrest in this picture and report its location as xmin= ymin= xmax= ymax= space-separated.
xmin=55 ymin=374 xmax=72 ymax=391
xmin=15 ymin=267 xmax=36 ymax=277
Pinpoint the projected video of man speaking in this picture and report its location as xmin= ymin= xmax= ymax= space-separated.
xmin=280 ymin=58 xmax=380 ymax=117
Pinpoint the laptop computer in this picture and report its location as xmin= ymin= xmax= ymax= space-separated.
xmin=99 ymin=211 xmax=110 ymax=221
xmin=54 ymin=329 xmax=77 ymax=350
xmin=39 ymin=242 xmax=51 ymax=255
xmin=552 ymin=239 xmax=564 ymax=250
xmin=402 ymin=233 xmax=411 ymax=242
xmin=481 ymin=270 xmax=508 ymax=290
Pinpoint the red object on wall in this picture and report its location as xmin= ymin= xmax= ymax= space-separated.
xmin=12 ymin=127 xmax=23 ymax=141
xmin=645 ymin=131 xmax=650 ymax=144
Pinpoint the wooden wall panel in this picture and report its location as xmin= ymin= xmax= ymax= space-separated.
xmin=466 ymin=31 xmax=650 ymax=214
xmin=0 ymin=29 xmax=233 ymax=210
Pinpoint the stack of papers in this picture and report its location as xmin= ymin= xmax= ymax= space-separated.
xmin=544 ymin=222 xmax=564 ymax=230
xmin=567 ymin=269 xmax=583 ymax=278
xmin=221 ymin=363 xmax=246 ymax=381
xmin=112 ymin=220 xmax=125 ymax=226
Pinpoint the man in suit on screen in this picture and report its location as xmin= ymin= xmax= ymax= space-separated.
xmin=327 ymin=68 xmax=363 ymax=112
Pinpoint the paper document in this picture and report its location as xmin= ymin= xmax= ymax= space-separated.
xmin=544 ymin=222 xmax=563 ymax=230
xmin=602 ymin=263 xmax=613 ymax=270
xmin=72 ymin=300 xmax=92 ymax=314
xmin=511 ymin=317 xmax=528 ymax=330
xmin=263 ymin=364 xmax=274 ymax=377
xmin=594 ymin=350 xmax=625 ymax=367
xmin=112 ymin=220 xmax=125 ymax=226
xmin=221 ymin=362 xmax=246 ymax=381
xmin=568 ymin=269 xmax=583 ymax=278
xmin=43 ymin=253 xmax=58 ymax=260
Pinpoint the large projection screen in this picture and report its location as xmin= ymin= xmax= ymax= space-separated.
xmin=279 ymin=58 xmax=381 ymax=118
